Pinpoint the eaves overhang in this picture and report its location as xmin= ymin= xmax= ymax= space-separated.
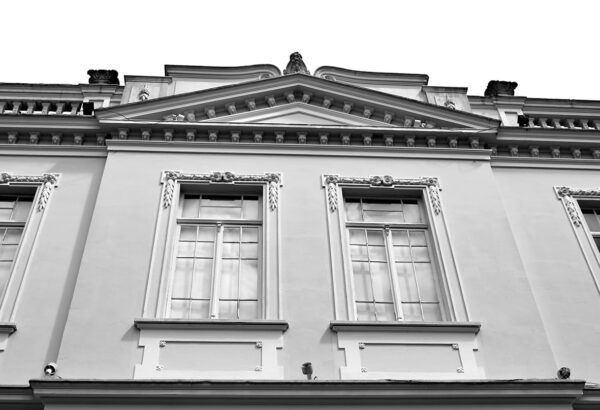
xmin=26 ymin=379 xmax=585 ymax=406
xmin=164 ymin=64 xmax=281 ymax=79
xmin=96 ymin=74 xmax=500 ymax=129
xmin=0 ymin=115 xmax=100 ymax=132
xmin=498 ymin=127 xmax=600 ymax=146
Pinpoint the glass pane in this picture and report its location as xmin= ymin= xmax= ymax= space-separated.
xmin=197 ymin=226 xmax=216 ymax=242
xmin=344 ymin=201 xmax=362 ymax=222
xmin=222 ymin=243 xmax=240 ymax=259
xmin=371 ymin=262 xmax=393 ymax=302
xmin=352 ymin=262 xmax=372 ymax=300
xmin=242 ymin=227 xmax=259 ymax=243
xmin=176 ymin=242 xmax=195 ymax=257
xmin=239 ymin=260 xmax=258 ymax=299
xmin=181 ymin=196 xmax=199 ymax=218
xmin=179 ymin=226 xmax=197 ymax=241
xmin=415 ymin=263 xmax=438 ymax=302
xmin=348 ymin=229 xmax=366 ymax=245
xmin=219 ymin=260 xmax=239 ymax=298
xmin=0 ymin=261 xmax=12 ymax=293
xmin=242 ymin=198 xmax=259 ymax=220
xmin=422 ymin=303 xmax=442 ymax=321
xmin=402 ymin=303 xmax=423 ymax=321
xmin=238 ymin=301 xmax=258 ymax=319
xmin=396 ymin=262 xmax=419 ymax=301
xmin=171 ymin=260 xmax=193 ymax=298
xmin=4 ymin=229 xmax=22 ymax=245
xmin=391 ymin=230 xmax=409 ymax=245
xmin=194 ymin=242 xmax=214 ymax=258
xmin=366 ymin=230 xmax=385 ymax=245
xmin=0 ymin=209 xmax=12 ymax=220
xmin=201 ymin=196 xmax=241 ymax=207
xmin=169 ymin=300 xmax=189 ymax=318
xmin=191 ymin=259 xmax=213 ymax=299
xmin=12 ymin=198 xmax=32 ymax=222
xmin=218 ymin=300 xmax=237 ymax=319
xmin=356 ymin=302 xmax=376 ymax=321
xmin=594 ymin=236 xmax=600 ymax=252
xmin=350 ymin=245 xmax=368 ymax=261
xmin=403 ymin=202 xmax=421 ymax=223
xmin=375 ymin=303 xmax=395 ymax=321
xmin=241 ymin=243 xmax=258 ymax=259
xmin=223 ymin=227 xmax=240 ymax=242
xmin=393 ymin=246 xmax=412 ymax=262
xmin=199 ymin=206 xmax=242 ymax=219
xmin=584 ymin=211 xmax=600 ymax=232
xmin=189 ymin=300 xmax=210 ymax=319
xmin=412 ymin=246 xmax=430 ymax=262
xmin=0 ymin=245 xmax=18 ymax=261
xmin=408 ymin=231 xmax=426 ymax=246
xmin=368 ymin=245 xmax=387 ymax=262
xmin=0 ymin=197 xmax=15 ymax=208
xmin=362 ymin=201 xmax=402 ymax=212
xmin=363 ymin=210 xmax=403 ymax=223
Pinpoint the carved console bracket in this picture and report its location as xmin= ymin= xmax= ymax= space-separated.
xmin=323 ymin=174 xmax=441 ymax=214
xmin=0 ymin=172 xmax=59 ymax=211
xmin=555 ymin=186 xmax=600 ymax=227
xmin=162 ymin=171 xmax=281 ymax=211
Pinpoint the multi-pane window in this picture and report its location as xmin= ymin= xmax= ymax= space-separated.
xmin=344 ymin=197 xmax=442 ymax=322
xmin=0 ymin=195 xmax=33 ymax=299
xmin=581 ymin=207 xmax=600 ymax=252
xmin=168 ymin=193 xmax=261 ymax=320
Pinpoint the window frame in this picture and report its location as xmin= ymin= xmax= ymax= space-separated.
xmin=0 ymin=172 xmax=58 ymax=324
xmin=145 ymin=171 xmax=282 ymax=321
xmin=323 ymin=174 xmax=469 ymax=323
xmin=167 ymin=193 xmax=264 ymax=320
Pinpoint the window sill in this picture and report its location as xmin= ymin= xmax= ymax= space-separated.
xmin=134 ymin=318 xmax=289 ymax=332
xmin=329 ymin=320 xmax=480 ymax=334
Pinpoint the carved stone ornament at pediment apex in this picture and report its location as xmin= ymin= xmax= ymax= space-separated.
xmin=162 ymin=171 xmax=281 ymax=211
xmin=323 ymin=174 xmax=441 ymax=215
xmin=283 ymin=52 xmax=310 ymax=76
xmin=0 ymin=172 xmax=59 ymax=211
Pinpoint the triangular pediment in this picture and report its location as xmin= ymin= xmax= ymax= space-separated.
xmin=96 ymin=74 xmax=499 ymax=130
xmin=209 ymin=103 xmax=394 ymax=127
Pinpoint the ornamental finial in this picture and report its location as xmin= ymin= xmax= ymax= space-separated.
xmin=283 ymin=52 xmax=310 ymax=76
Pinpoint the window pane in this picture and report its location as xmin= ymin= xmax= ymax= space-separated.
xmin=422 ymin=303 xmax=442 ymax=321
xmin=403 ymin=201 xmax=421 ymax=223
xmin=352 ymin=262 xmax=372 ymax=301
xmin=375 ymin=303 xmax=395 ymax=321
xmin=222 ymin=243 xmax=240 ymax=259
xmin=401 ymin=303 xmax=423 ymax=321
xmin=583 ymin=211 xmax=600 ymax=232
xmin=0 ymin=209 xmax=12 ymax=220
xmin=199 ymin=206 xmax=242 ymax=219
xmin=171 ymin=259 xmax=193 ymax=298
xmin=415 ymin=263 xmax=438 ymax=302
xmin=344 ymin=201 xmax=362 ymax=221
xmin=408 ymin=231 xmax=427 ymax=246
xmin=194 ymin=242 xmax=214 ymax=258
xmin=393 ymin=246 xmax=412 ymax=262
xmin=219 ymin=260 xmax=239 ymax=299
xmin=362 ymin=200 xmax=403 ymax=212
xmin=412 ymin=246 xmax=430 ymax=262
xmin=0 ymin=197 xmax=15 ymax=208
xmin=223 ymin=227 xmax=240 ymax=242
xmin=169 ymin=300 xmax=189 ymax=318
xmin=368 ymin=245 xmax=387 ymax=262
xmin=179 ymin=226 xmax=197 ymax=241
xmin=238 ymin=301 xmax=258 ymax=319
xmin=366 ymin=230 xmax=385 ymax=245
xmin=176 ymin=242 xmax=195 ymax=257
xmin=350 ymin=245 xmax=368 ymax=261
xmin=356 ymin=302 xmax=376 ymax=321
xmin=348 ymin=229 xmax=366 ymax=245
xmin=594 ymin=236 xmax=600 ymax=252
xmin=0 ymin=245 xmax=18 ymax=261
xmin=191 ymin=259 xmax=213 ymax=299
xmin=189 ymin=300 xmax=210 ymax=319
xmin=0 ymin=261 xmax=12 ymax=295
xmin=241 ymin=243 xmax=258 ymax=259
xmin=218 ymin=300 xmax=238 ymax=319
xmin=242 ymin=227 xmax=259 ymax=243
xmin=3 ymin=229 xmax=23 ymax=245
xmin=363 ymin=210 xmax=403 ymax=223
xmin=201 ymin=196 xmax=242 ymax=207
xmin=181 ymin=196 xmax=199 ymax=218
xmin=391 ymin=230 xmax=409 ymax=245
xmin=242 ymin=198 xmax=260 ymax=220
xmin=239 ymin=260 xmax=258 ymax=299
xmin=371 ymin=262 xmax=393 ymax=302
xmin=396 ymin=262 xmax=419 ymax=301
xmin=197 ymin=226 xmax=216 ymax=242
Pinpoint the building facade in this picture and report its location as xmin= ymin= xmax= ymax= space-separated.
xmin=0 ymin=53 xmax=599 ymax=409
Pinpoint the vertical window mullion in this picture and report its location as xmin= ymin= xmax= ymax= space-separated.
xmin=385 ymin=226 xmax=404 ymax=320
xmin=209 ymin=223 xmax=224 ymax=318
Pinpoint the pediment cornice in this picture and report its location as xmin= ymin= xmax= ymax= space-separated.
xmin=96 ymin=74 xmax=499 ymax=130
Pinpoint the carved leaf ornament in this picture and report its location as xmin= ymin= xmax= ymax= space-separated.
xmin=162 ymin=171 xmax=281 ymax=211
xmin=323 ymin=174 xmax=442 ymax=214
xmin=555 ymin=186 xmax=600 ymax=227
xmin=0 ymin=172 xmax=59 ymax=211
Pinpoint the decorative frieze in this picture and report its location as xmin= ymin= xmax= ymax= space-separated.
xmin=0 ymin=172 xmax=59 ymax=211
xmin=162 ymin=171 xmax=281 ymax=211
xmin=554 ymin=186 xmax=600 ymax=227
xmin=323 ymin=174 xmax=441 ymax=215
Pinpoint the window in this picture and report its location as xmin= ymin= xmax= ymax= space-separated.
xmin=168 ymin=193 xmax=262 ymax=320
xmin=0 ymin=195 xmax=33 ymax=300
xmin=581 ymin=207 xmax=600 ymax=252
xmin=344 ymin=196 xmax=442 ymax=322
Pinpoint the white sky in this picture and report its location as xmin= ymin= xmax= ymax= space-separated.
xmin=3 ymin=0 xmax=599 ymax=100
